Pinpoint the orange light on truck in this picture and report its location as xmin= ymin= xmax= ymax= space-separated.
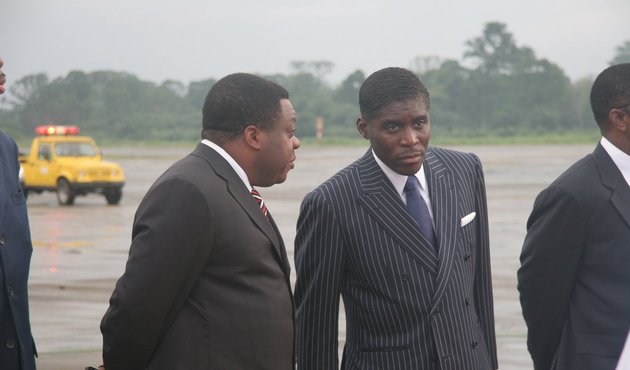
xmin=34 ymin=125 xmax=80 ymax=136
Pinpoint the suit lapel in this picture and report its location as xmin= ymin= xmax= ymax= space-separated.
xmin=267 ymin=214 xmax=291 ymax=275
xmin=191 ymin=144 xmax=286 ymax=272
xmin=224 ymin=180 xmax=283 ymax=257
xmin=594 ymin=144 xmax=630 ymax=229
xmin=424 ymin=150 xmax=459 ymax=305
xmin=355 ymin=151 xmax=439 ymax=275
xmin=611 ymin=188 xmax=630 ymax=229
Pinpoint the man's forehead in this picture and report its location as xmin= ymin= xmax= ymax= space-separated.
xmin=375 ymin=99 xmax=428 ymax=116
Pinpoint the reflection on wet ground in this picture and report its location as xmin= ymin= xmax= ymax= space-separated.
xmin=29 ymin=144 xmax=593 ymax=369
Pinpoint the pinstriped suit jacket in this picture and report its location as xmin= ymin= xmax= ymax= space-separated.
xmin=295 ymin=147 xmax=497 ymax=370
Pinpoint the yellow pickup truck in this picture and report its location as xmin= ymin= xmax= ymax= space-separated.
xmin=19 ymin=125 xmax=125 ymax=205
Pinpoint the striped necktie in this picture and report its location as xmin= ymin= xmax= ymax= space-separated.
xmin=250 ymin=187 xmax=269 ymax=220
xmin=403 ymin=175 xmax=437 ymax=249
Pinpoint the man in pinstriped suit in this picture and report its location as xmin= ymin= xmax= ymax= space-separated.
xmin=294 ymin=67 xmax=497 ymax=370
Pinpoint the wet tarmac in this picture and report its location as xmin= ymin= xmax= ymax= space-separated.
xmin=28 ymin=144 xmax=594 ymax=369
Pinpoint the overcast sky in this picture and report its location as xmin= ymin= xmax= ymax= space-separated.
xmin=2 ymin=0 xmax=629 ymax=87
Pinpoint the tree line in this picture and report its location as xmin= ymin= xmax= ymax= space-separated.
xmin=1 ymin=22 xmax=629 ymax=143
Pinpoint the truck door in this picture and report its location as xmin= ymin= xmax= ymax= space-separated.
xmin=30 ymin=143 xmax=59 ymax=187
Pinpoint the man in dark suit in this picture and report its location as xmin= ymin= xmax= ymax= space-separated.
xmin=100 ymin=73 xmax=300 ymax=370
xmin=0 ymin=57 xmax=37 ymax=370
xmin=518 ymin=63 xmax=630 ymax=370
xmin=294 ymin=67 xmax=497 ymax=370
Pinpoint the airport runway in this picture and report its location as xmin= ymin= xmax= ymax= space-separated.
xmin=27 ymin=144 xmax=594 ymax=369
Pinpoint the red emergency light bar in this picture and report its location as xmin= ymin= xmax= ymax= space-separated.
xmin=34 ymin=125 xmax=80 ymax=136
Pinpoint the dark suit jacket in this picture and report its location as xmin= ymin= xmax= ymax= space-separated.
xmin=518 ymin=143 xmax=630 ymax=370
xmin=101 ymin=143 xmax=294 ymax=370
xmin=295 ymin=148 xmax=497 ymax=370
xmin=0 ymin=131 xmax=36 ymax=370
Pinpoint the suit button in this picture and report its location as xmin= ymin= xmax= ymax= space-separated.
xmin=5 ymin=339 xmax=16 ymax=349
xmin=431 ymin=354 xmax=439 ymax=363
xmin=463 ymin=254 xmax=471 ymax=261
xmin=471 ymin=341 xmax=478 ymax=349
xmin=400 ymin=273 xmax=410 ymax=281
xmin=7 ymin=286 xmax=14 ymax=296
xmin=465 ymin=297 xmax=470 ymax=306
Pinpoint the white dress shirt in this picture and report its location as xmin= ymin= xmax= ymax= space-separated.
xmin=371 ymin=149 xmax=434 ymax=220
xmin=601 ymin=136 xmax=630 ymax=187
xmin=201 ymin=139 xmax=253 ymax=191
xmin=617 ymin=330 xmax=630 ymax=370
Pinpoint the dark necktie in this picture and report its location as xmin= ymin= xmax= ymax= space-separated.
xmin=250 ymin=187 xmax=269 ymax=220
xmin=403 ymin=175 xmax=437 ymax=248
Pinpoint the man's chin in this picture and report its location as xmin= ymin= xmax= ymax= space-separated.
xmin=394 ymin=162 xmax=423 ymax=176
xmin=276 ymin=173 xmax=289 ymax=184
xmin=267 ymin=173 xmax=289 ymax=187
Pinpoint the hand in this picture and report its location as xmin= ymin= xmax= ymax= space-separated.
xmin=0 ymin=57 xmax=5 ymax=94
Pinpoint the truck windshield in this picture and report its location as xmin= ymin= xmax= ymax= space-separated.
xmin=55 ymin=142 xmax=97 ymax=157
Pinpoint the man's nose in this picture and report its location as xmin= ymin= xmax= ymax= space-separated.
xmin=400 ymin=126 xmax=419 ymax=145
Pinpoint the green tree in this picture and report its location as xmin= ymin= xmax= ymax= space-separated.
xmin=464 ymin=22 xmax=532 ymax=75
xmin=3 ymin=73 xmax=49 ymax=108
xmin=334 ymin=69 xmax=365 ymax=106
xmin=454 ymin=22 xmax=574 ymax=135
xmin=569 ymin=77 xmax=596 ymax=130
xmin=609 ymin=40 xmax=630 ymax=65
xmin=422 ymin=60 xmax=471 ymax=134
xmin=18 ymin=71 xmax=93 ymax=135
xmin=186 ymin=79 xmax=216 ymax=110
xmin=409 ymin=55 xmax=445 ymax=76
xmin=161 ymin=80 xmax=187 ymax=97
xmin=0 ymin=35 xmax=596 ymax=144
xmin=290 ymin=60 xmax=334 ymax=80
xmin=268 ymin=71 xmax=330 ymax=137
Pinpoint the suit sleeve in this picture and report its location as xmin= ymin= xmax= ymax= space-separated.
xmin=294 ymin=190 xmax=345 ymax=370
xmin=101 ymin=178 xmax=213 ymax=370
xmin=472 ymin=156 xmax=499 ymax=369
xmin=517 ymin=185 xmax=586 ymax=370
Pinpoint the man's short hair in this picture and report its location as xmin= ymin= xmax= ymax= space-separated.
xmin=359 ymin=67 xmax=430 ymax=122
xmin=590 ymin=63 xmax=630 ymax=126
xmin=202 ymin=73 xmax=289 ymax=141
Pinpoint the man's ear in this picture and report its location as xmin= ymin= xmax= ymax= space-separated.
xmin=608 ymin=108 xmax=629 ymax=132
xmin=243 ymin=125 xmax=263 ymax=149
xmin=356 ymin=117 xmax=369 ymax=139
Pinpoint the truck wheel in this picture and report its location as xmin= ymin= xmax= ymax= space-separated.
xmin=104 ymin=188 xmax=122 ymax=205
xmin=57 ymin=178 xmax=76 ymax=206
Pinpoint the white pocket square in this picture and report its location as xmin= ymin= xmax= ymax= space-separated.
xmin=460 ymin=212 xmax=476 ymax=227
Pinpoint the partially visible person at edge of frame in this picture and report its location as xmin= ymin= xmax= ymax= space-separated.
xmin=294 ymin=67 xmax=498 ymax=370
xmin=0 ymin=57 xmax=38 ymax=370
xmin=518 ymin=63 xmax=630 ymax=370
xmin=97 ymin=73 xmax=300 ymax=370
xmin=618 ymin=330 xmax=630 ymax=370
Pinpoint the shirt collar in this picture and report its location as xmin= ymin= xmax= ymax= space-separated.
xmin=371 ymin=149 xmax=428 ymax=197
xmin=201 ymin=139 xmax=252 ymax=191
xmin=600 ymin=137 xmax=630 ymax=186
